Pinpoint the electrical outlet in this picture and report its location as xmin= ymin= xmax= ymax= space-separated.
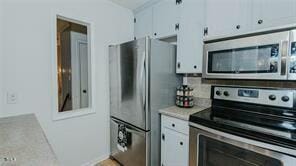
xmin=7 ymin=92 xmax=17 ymax=104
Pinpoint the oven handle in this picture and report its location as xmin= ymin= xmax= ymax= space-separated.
xmin=281 ymin=40 xmax=289 ymax=76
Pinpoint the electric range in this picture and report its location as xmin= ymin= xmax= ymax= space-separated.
xmin=189 ymin=86 xmax=296 ymax=166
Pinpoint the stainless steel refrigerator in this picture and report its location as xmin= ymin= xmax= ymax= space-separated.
xmin=109 ymin=37 xmax=181 ymax=166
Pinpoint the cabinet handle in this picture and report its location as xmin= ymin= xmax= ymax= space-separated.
xmin=203 ymin=27 xmax=208 ymax=36
xmin=172 ymin=123 xmax=175 ymax=127
xmin=154 ymin=33 xmax=157 ymax=36
xmin=258 ymin=19 xmax=263 ymax=24
xmin=162 ymin=134 xmax=165 ymax=141
xmin=236 ymin=25 xmax=240 ymax=29
xmin=176 ymin=0 xmax=182 ymax=5
xmin=180 ymin=142 xmax=183 ymax=145
xmin=175 ymin=23 xmax=180 ymax=31
xmin=194 ymin=65 xmax=197 ymax=69
xmin=177 ymin=62 xmax=181 ymax=69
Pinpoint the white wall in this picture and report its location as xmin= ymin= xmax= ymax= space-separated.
xmin=1 ymin=0 xmax=134 ymax=165
xmin=0 ymin=0 xmax=4 ymax=116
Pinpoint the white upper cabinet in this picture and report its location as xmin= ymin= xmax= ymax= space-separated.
xmin=134 ymin=6 xmax=153 ymax=39
xmin=177 ymin=0 xmax=205 ymax=73
xmin=205 ymin=0 xmax=252 ymax=39
xmin=153 ymin=0 xmax=180 ymax=39
xmin=252 ymin=0 xmax=296 ymax=30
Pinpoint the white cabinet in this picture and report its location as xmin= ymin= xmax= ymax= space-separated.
xmin=252 ymin=0 xmax=296 ymax=30
xmin=134 ymin=6 xmax=153 ymax=39
xmin=153 ymin=0 xmax=180 ymax=39
xmin=177 ymin=0 xmax=205 ymax=73
xmin=205 ymin=0 xmax=252 ymax=39
xmin=161 ymin=115 xmax=189 ymax=166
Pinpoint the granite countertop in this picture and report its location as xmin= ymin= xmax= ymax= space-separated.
xmin=159 ymin=105 xmax=209 ymax=121
xmin=0 ymin=114 xmax=59 ymax=166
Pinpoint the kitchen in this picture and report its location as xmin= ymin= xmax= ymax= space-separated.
xmin=0 ymin=0 xmax=296 ymax=166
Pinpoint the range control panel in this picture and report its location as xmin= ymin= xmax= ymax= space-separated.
xmin=214 ymin=86 xmax=295 ymax=108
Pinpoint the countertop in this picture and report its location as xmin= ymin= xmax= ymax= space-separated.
xmin=159 ymin=105 xmax=209 ymax=121
xmin=0 ymin=114 xmax=59 ymax=166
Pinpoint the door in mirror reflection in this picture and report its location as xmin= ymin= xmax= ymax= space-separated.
xmin=56 ymin=17 xmax=91 ymax=112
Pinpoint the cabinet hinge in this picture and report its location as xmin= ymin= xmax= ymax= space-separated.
xmin=204 ymin=27 xmax=208 ymax=36
xmin=134 ymin=18 xmax=136 ymax=23
xmin=175 ymin=23 xmax=180 ymax=31
xmin=162 ymin=134 xmax=165 ymax=141
xmin=176 ymin=0 xmax=182 ymax=5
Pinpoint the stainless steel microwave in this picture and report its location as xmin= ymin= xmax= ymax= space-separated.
xmin=203 ymin=29 xmax=296 ymax=80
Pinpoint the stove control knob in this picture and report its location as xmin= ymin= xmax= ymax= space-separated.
xmin=216 ymin=91 xmax=221 ymax=96
xmin=224 ymin=91 xmax=229 ymax=97
xmin=281 ymin=96 xmax=290 ymax=102
xmin=269 ymin=95 xmax=276 ymax=101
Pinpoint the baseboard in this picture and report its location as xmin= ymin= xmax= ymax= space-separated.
xmin=81 ymin=154 xmax=110 ymax=166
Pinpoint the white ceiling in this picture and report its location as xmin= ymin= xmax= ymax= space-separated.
xmin=110 ymin=0 xmax=152 ymax=10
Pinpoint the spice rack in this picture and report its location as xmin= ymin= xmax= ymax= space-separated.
xmin=176 ymin=85 xmax=194 ymax=108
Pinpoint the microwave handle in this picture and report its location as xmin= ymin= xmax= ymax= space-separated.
xmin=280 ymin=40 xmax=289 ymax=76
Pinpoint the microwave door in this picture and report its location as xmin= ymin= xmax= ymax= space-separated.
xmin=203 ymin=31 xmax=290 ymax=80
xmin=288 ymin=30 xmax=296 ymax=80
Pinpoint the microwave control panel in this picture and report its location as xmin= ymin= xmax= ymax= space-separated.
xmin=290 ymin=42 xmax=296 ymax=73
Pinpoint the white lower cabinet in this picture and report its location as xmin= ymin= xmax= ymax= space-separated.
xmin=161 ymin=115 xmax=189 ymax=166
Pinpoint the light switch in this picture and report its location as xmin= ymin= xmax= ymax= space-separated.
xmin=7 ymin=92 xmax=17 ymax=104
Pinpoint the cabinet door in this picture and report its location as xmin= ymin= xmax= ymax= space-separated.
xmin=161 ymin=127 xmax=188 ymax=166
xmin=177 ymin=0 xmax=205 ymax=73
xmin=205 ymin=0 xmax=251 ymax=39
xmin=153 ymin=0 xmax=180 ymax=39
xmin=252 ymin=0 xmax=296 ymax=30
xmin=134 ymin=6 xmax=153 ymax=39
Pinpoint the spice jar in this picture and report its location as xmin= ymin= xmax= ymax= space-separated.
xmin=184 ymin=97 xmax=189 ymax=107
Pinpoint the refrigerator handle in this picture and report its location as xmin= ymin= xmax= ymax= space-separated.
xmin=140 ymin=52 xmax=146 ymax=112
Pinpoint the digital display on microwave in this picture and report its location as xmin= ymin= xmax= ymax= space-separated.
xmin=208 ymin=44 xmax=279 ymax=74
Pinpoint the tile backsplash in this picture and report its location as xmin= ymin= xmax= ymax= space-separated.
xmin=188 ymin=77 xmax=211 ymax=99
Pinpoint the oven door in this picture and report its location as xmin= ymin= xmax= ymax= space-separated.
xmin=203 ymin=31 xmax=290 ymax=80
xmin=189 ymin=125 xmax=296 ymax=166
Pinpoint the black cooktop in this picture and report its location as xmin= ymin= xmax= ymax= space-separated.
xmin=189 ymin=100 xmax=296 ymax=150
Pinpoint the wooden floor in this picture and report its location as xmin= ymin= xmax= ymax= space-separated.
xmin=96 ymin=159 xmax=120 ymax=166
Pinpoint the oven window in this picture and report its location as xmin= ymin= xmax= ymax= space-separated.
xmin=198 ymin=135 xmax=282 ymax=166
xmin=208 ymin=44 xmax=279 ymax=74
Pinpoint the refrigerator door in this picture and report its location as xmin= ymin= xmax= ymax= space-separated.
xmin=109 ymin=38 xmax=148 ymax=130
xmin=110 ymin=118 xmax=149 ymax=166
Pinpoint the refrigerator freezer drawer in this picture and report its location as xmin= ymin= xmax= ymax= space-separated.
xmin=110 ymin=117 xmax=150 ymax=166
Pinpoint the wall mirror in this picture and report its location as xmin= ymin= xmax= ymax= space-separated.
xmin=56 ymin=16 xmax=92 ymax=113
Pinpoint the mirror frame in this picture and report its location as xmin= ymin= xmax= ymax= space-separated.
xmin=51 ymin=13 xmax=95 ymax=121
